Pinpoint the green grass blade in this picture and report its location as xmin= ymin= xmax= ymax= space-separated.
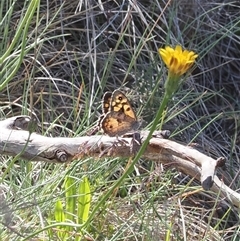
xmin=0 ymin=0 xmax=40 ymax=90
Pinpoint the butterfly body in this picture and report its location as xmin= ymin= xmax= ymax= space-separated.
xmin=100 ymin=90 xmax=140 ymax=136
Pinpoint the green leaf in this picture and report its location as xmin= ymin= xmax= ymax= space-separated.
xmin=54 ymin=200 xmax=68 ymax=240
xmin=54 ymin=200 xmax=65 ymax=223
xmin=77 ymin=176 xmax=91 ymax=224
xmin=64 ymin=176 xmax=77 ymax=223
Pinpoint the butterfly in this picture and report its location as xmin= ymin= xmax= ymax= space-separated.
xmin=100 ymin=90 xmax=140 ymax=137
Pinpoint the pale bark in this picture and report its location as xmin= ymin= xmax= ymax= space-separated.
xmin=0 ymin=115 xmax=239 ymax=208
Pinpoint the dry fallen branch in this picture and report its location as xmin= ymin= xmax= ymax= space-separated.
xmin=0 ymin=115 xmax=239 ymax=208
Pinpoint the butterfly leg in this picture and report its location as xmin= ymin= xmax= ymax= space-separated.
xmin=86 ymin=125 xmax=100 ymax=136
xmin=130 ymin=132 xmax=142 ymax=155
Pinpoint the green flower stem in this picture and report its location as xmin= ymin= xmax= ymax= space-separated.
xmin=131 ymin=90 xmax=172 ymax=162
xmin=85 ymin=85 xmax=172 ymax=227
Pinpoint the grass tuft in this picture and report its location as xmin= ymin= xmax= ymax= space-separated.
xmin=0 ymin=0 xmax=239 ymax=240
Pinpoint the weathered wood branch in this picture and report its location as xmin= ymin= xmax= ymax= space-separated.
xmin=0 ymin=116 xmax=239 ymax=208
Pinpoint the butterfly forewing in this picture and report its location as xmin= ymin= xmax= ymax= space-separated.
xmin=110 ymin=90 xmax=137 ymax=120
xmin=100 ymin=89 xmax=139 ymax=136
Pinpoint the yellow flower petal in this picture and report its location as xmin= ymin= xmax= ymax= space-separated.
xmin=159 ymin=45 xmax=198 ymax=76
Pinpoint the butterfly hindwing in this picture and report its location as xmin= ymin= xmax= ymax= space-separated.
xmin=102 ymin=91 xmax=112 ymax=114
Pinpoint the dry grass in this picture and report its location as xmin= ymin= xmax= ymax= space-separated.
xmin=0 ymin=0 xmax=239 ymax=240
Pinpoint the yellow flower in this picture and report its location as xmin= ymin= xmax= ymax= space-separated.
xmin=159 ymin=45 xmax=198 ymax=76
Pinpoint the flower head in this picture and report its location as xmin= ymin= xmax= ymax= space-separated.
xmin=158 ymin=45 xmax=198 ymax=97
xmin=159 ymin=45 xmax=198 ymax=77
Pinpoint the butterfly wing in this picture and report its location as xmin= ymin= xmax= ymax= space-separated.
xmin=101 ymin=90 xmax=139 ymax=136
xmin=102 ymin=91 xmax=112 ymax=114
xmin=101 ymin=111 xmax=139 ymax=137
xmin=110 ymin=90 xmax=137 ymax=120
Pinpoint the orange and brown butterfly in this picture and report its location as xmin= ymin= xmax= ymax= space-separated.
xmin=100 ymin=90 xmax=140 ymax=137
